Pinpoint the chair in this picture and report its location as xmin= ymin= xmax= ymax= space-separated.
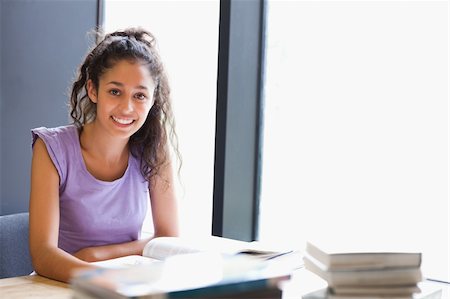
xmin=0 ymin=212 xmax=34 ymax=278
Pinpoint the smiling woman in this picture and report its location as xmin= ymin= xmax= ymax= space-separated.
xmin=86 ymin=60 xmax=156 ymax=139
xmin=104 ymin=1 xmax=220 ymax=238
xmin=29 ymin=28 xmax=180 ymax=283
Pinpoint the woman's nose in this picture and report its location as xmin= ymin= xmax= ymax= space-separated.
xmin=120 ymin=97 xmax=134 ymax=112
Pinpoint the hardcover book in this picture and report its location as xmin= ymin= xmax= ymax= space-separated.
xmin=306 ymin=240 xmax=421 ymax=271
xmin=303 ymin=254 xmax=422 ymax=287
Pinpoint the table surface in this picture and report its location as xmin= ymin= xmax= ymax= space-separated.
xmin=0 ymin=274 xmax=72 ymax=299
xmin=1 ymin=269 xmax=448 ymax=299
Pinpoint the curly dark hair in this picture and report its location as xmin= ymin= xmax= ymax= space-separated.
xmin=70 ymin=27 xmax=180 ymax=183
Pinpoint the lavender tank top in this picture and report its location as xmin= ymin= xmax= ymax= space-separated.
xmin=31 ymin=125 xmax=152 ymax=254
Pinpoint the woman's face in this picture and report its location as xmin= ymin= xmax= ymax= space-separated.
xmin=87 ymin=59 xmax=156 ymax=140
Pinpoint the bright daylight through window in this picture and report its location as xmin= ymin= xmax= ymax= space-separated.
xmin=258 ymin=1 xmax=449 ymax=282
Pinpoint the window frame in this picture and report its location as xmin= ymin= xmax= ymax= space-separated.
xmin=212 ymin=0 xmax=267 ymax=241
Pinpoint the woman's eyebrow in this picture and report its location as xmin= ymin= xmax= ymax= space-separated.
xmin=106 ymin=81 xmax=124 ymax=86
xmin=106 ymin=81 xmax=148 ymax=90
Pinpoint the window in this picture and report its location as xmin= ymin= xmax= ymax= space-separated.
xmin=104 ymin=1 xmax=220 ymax=237
xmin=259 ymin=1 xmax=448 ymax=281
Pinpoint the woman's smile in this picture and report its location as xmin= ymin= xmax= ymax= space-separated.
xmin=111 ymin=116 xmax=135 ymax=126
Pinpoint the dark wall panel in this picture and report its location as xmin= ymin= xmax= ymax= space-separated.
xmin=0 ymin=0 xmax=97 ymax=215
xmin=0 ymin=1 xmax=3 ymax=215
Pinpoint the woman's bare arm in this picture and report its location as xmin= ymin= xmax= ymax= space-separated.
xmin=72 ymin=238 xmax=151 ymax=262
xmin=29 ymin=138 xmax=94 ymax=283
xmin=149 ymin=158 xmax=179 ymax=238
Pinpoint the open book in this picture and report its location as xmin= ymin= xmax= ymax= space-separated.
xmin=73 ymin=252 xmax=291 ymax=299
xmin=93 ymin=236 xmax=297 ymax=269
xmin=75 ymin=237 xmax=297 ymax=299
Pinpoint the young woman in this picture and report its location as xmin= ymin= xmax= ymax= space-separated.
xmin=29 ymin=28 xmax=180 ymax=283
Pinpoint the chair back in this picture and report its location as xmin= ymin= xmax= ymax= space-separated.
xmin=0 ymin=212 xmax=33 ymax=278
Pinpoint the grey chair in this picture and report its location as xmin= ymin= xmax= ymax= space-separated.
xmin=0 ymin=212 xmax=34 ymax=278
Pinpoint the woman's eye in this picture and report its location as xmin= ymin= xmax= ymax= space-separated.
xmin=109 ymin=89 xmax=120 ymax=96
xmin=135 ymin=93 xmax=147 ymax=101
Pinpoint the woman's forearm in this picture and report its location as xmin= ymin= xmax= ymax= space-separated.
xmin=73 ymin=237 xmax=153 ymax=262
xmin=32 ymin=246 xmax=94 ymax=283
xmin=33 ymin=238 xmax=153 ymax=283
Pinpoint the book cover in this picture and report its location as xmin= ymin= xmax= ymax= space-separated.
xmin=331 ymin=284 xmax=420 ymax=296
xmin=306 ymin=240 xmax=422 ymax=271
xmin=302 ymin=288 xmax=413 ymax=299
xmin=302 ymin=282 xmax=442 ymax=299
xmin=303 ymin=255 xmax=422 ymax=287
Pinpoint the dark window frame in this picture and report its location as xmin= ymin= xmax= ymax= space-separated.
xmin=212 ymin=0 xmax=266 ymax=241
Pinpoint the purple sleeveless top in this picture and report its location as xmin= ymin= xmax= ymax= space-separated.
xmin=31 ymin=125 xmax=152 ymax=254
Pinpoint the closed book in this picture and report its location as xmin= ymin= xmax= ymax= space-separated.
xmin=303 ymin=255 xmax=422 ymax=287
xmin=331 ymin=284 xmax=420 ymax=296
xmin=73 ymin=286 xmax=282 ymax=299
xmin=167 ymin=279 xmax=284 ymax=298
xmin=302 ymin=288 xmax=413 ymax=299
xmin=302 ymin=284 xmax=442 ymax=299
xmin=306 ymin=241 xmax=421 ymax=271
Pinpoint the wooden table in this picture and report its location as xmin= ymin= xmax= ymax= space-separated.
xmin=0 ymin=269 xmax=327 ymax=299
xmin=0 ymin=271 xmax=447 ymax=299
xmin=0 ymin=274 xmax=72 ymax=299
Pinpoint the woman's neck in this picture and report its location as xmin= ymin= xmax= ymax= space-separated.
xmin=79 ymin=122 xmax=129 ymax=166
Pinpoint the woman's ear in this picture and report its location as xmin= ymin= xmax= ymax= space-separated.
xmin=86 ymin=79 xmax=98 ymax=103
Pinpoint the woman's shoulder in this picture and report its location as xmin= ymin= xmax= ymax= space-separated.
xmin=32 ymin=124 xmax=77 ymax=136
xmin=32 ymin=124 xmax=78 ymax=142
xmin=31 ymin=125 xmax=81 ymax=186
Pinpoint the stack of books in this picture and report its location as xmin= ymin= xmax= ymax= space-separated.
xmin=303 ymin=240 xmax=423 ymax=299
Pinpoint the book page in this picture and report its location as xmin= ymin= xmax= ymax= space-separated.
xmin=142 ymin=236 xmax=293 ymax=261
xmin=91 ymin=255 xmax=159 ymax=269
xmin=142 ymin=237 xmax=206 ymax=260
